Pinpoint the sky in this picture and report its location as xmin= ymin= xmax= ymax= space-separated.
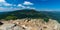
xmin=0 ymin=0 xmax=60 ymax=12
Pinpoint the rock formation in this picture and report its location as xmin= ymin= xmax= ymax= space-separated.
xmin=0 ymin=19 xmax=60 ymax=30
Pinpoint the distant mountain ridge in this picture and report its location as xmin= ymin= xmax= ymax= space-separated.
xmin=0 ymin=9 xmax=60 ymax=22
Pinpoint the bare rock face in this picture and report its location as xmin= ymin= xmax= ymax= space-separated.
xmin=0 ymin=19 xmax=60 ymax=30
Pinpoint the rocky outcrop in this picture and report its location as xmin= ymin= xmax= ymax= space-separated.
xmin=0 ymin=19 xmax=60 ymax=30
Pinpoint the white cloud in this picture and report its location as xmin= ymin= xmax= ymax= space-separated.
xmin=17 ymin=4 xmax=26 ymax=8
xmin=21 ymin=1 xmax=34 ymax=9
xmin=23 ymin=1 xmax=34 ymax=5
xmin=17 ymin=4 xmax=35 ymax=9
xmin=27 ymin=7 xmax=36 ymax=9
xmin=0 ymin=0 xmax=35 ymax=11
xmin=30 ymin=8 xmax=36 ymax=9
xmin=21 ymin=6 xmax=25 ymax=8
xmin=0 ymin=0 xmax=12 ymax=6
xmin=22 ymin=6 xmax=36 ymax=9
xmin=0 ymin=0 xmax=5 ymax=2
xmin=3 ymin=3 xmax=12 ymax=6
xmin=0 ymin=7 xmax=21 ymax=12
xmin=18 ymin=4 xmax=22 ymax=6
xmin=26 ymin=6 xmax=30 ymax=8
xmin=0 ymin=0 xmax=15 ymax=11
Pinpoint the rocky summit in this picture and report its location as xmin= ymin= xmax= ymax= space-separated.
xmin=0 ymin=19 xmax=60 ymax=30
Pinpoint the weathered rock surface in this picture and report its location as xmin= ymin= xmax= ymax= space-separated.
xmin=0 ymin=19 xmax=60 ymax=30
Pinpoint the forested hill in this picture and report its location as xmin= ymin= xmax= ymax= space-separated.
xmin=0 ymin=9 xmax=60 ymax=22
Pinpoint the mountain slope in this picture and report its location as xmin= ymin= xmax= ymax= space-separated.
xmin=0 ymin=9 xmax=60 ymax=22
xmin=0 ymin=9 xmax=49 ymax=19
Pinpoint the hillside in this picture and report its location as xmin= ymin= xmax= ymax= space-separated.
xmin=0 ymin=9 xmax=60 ymax=22
xmin=0 ymin=9 xmax=49 ymax=19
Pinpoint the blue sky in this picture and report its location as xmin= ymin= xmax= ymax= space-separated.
xmin=0 ymin=0 xmax=60 ymax=12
